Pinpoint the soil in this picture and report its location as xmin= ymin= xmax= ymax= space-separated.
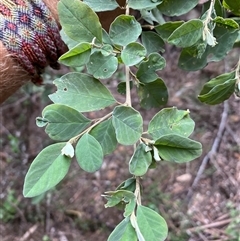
xmin=0 ymin=48 xmax=239 ymax=241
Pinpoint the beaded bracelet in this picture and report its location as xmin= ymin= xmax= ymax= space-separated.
xmin=0 ymin=0 xmax=66 ymax=85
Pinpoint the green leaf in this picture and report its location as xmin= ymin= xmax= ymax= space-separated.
xmin=75 ymin=134 xmax=103 ymax=172
xmin=60 ymin=29 xmax=79 ymax=49
xmin=140 ymin=8 xmax=165 ymax=25
xmin=198 ymin=71 xmax=236 ymax=105
xmin=178 ymin=44 xmax=209 ymax=71
xmin=107 ymin=217 xmax=137 ymax=241
xmin=148 ymin=107 xmax=195 ymax=140
xmin=137 ymin=78 xmax=168 ymax=109
xmin=49 ymin=73 xmax=116 ymax=112
xmin=86 ymin=51 xmax=118 ymax=79
xmin=128 ymin=0 xmax=163 ymax=10
xmin=207 ymin=22 xmax=239 ymax=62
xmin=154 ymin=134 xmax=202 ymax=162
xmin=155 ymin=21 xmax=184 ymax=41
xmin=178 ymin=23 xmax=239 ymax=71
xmin=59 ymin=42 xmax=91 ymax=67
xmin=117 ymin=178 xmax=136 ymax=192
xmin=83 ymin=0 xmax=119 ymax=11
xmin=109 ymin=15 xmax=142 ymax=46
xmin=137 ymin=205 xmax=168 ymax=241
xmin=167 ymin=19 xmax=203 ymax=48
xmin=136 ymin=53 xmax=166 ymax=83
xmin=117 ymin=81 xmax=133 ymax=95
xmin=23 ymin=143 xmax=71 ymax=197
xmin=37 ymin=104 xmax=91 ymax=141
xmin=103 ymin=190 xmax=135 ymax=208
xmin=141 ymin=31 xmax=165 ymax=55
xmin=213 ymin=17 xmax=239 ymax=29
xmin=90 ymin=118 xmax=117 ymax=155
xmin=158 ymin=0 xmax=198 ymax=16
xmin=58 ymin=0 xmax=102 ymax=43
xmin=112 ymin=106 xmax=143 ymax=145
xmin=223 ymin=0 xmax=240 ymax=16
xmin=129 ymin=143 xmax=152 ymax=176
xmin=121 ymin=43 xmax=147 ymax=66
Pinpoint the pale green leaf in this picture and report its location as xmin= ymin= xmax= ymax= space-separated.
xmin=148 ymin=107 xmax=195 ymax=140
xmin=49 ymin=73 xmax=116 ymax=112
xmin=109 ymin=15 xmax=142 ymax=46
xmin=83 ymin=0 xmax=119 ymax=11
xmin=155 ymin=134 xmax=202 ymax=162
xmin=107 ymin=217 xmax=137 ymax=241
xmin=58 ymin=0 xmax=102 ymax=43
xmin=37 ymin=104 xmax=91 ymax=141
xmin=121 ymin=43 xmax=147 ymax=66
xmin=129 ymin=143 xmax=152 ymax=176
xmin=128 ymin=0 xmax=163 ymax=10
xmin=23 ymin=143 xmax=71 ymax=197
xmin=137 ymin=205 xmax=168 ymax=241
xmin=61 ymin=142 xmax=75 ymax=158
xmin=75 ymin=134 xmax=103 ymax=173
xmin=112 ymin=106 xmax=143 ymax=145
xmin=86 ymin=52 xmax=118 ymax=79
xmin=90 ymin=118 xmax=117 ymax=155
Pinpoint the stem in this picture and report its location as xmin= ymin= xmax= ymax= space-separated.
xmin=135 ymin=177 xmax=141 ymax=205
xmin=124 ymin=5 xmax=132 ymax=107
xmin=125 ymin=65 xmax=132 ymax=106
xmin=235 ymin=56 xmax=240 ymax=83
xmin=69 ymin=112 xmax=113 ymax=144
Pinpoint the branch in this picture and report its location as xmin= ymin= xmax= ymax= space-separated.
xmin=187 ymin=101 xmax=229 ymax=201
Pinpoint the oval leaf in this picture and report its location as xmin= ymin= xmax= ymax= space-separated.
xmin=137 ymin=205 xmax=168 ymax=241
xmin=23 ymin=143 xmax=71 ymax=197
xmin=107 ymin=217 xmax=137 ymax=241
xmin=136 ymin=53 xmax=166 ymax=83
xmin=109 ymin=15 xmax=142 ymax=46
xmin=141 ymin=31 xmax=165 ymax=55
xmin=75 ymin=134 xmax=103 ymax=172
xmin=83 ymin=0 xmax=119 ymax=12
xmin=168 ymin=19 xmax=203 ymax=48
xmin=128 ymin=0 xmax=163 ymax=10
xmin=39 ymin=104 xmax=91 ymax=141
xmin=154 ymin=134 xmax=202 ymax=163
xmin=198 ymin=71 xmax=236 ymax=105
xmin=112 ymin=106 xmax=143 ymax=145
xmin=137 ymin=78 xmax=168 ymax=109
xmin=59 ymin=42 xmax=91 ymax=67
xmin=90 ymin=118 xmax=118 ymax=155
xmin=158 ymin=0 xmax=198 ymax=16
xmin=49 ymin=73 xmax=116 ymax=112
xmin=155 ymin=21 xmax=184 ymax=41
xmin=86 ymin=51 xmax=118 ymax=79
xmin=129 ymin=143 xmax=152 ymax=176
xmin=58 ymin=0 xmax=102 ymax=43
xmin=121 ymin=43 xmax=147 ymax=66
xmin=148 ymin=107 xmax=195 ymax=140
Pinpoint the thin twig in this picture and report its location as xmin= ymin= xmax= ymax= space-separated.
xmin=187 ymin=101 xmax=229 ymax=201
xmin=186 ymin=218 xmax=232 ymax=232
xmin=19 ymin=224 xmax=38 ymax=241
